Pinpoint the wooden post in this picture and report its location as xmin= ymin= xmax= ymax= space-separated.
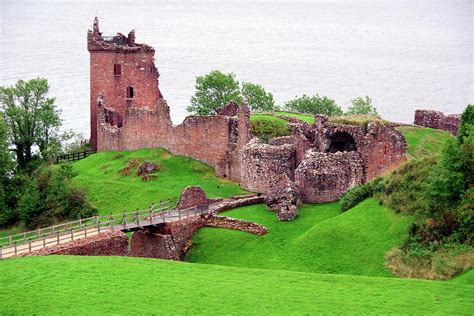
xmin=43 ymin=237 xmax=46 ymax=248
xmin=37 ymin=228 xmax=41 ymax=238
xmin=159 ymin=200 xmax=162 ymax=212
xmin=9 ymin=235 xmax=12 ymax=245
xmin=136 ymin=210 xmax=139 ymax=227
xmin=123 ymin=213 xmax=127 ymax=229
xmin=149 ymin=210 xmax=153 ymax=225
xmin=28 ymin=238 xmax=32 ymax=252
xmin=57 ymin=232 xmax=60 ymax=245
xmin=97 ymin=220 xmax=101 ymax=234
xmin=109 ymin=213 xmax=113 ymax=230
xmin=71 ymin=229 xmax=74 ymax=241
xmin=168 ymin=199 xmax=171 ymax=210
xmin=84 ymin=227 xmax=87 ymax=238
xmin=0 ymin=246 xmax=3 ymax=259
xmin=14 ymin=242 xmax=17 ymax=255
xmin=162 ymin=209 xmax=165 ymax=222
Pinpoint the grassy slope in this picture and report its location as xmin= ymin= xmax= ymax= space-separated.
xmin=397 ymin=125 xmax=452 ymax=157
xmin=188 ymin=199 xmax=412 ymax=277
xmin=274 ymin=111 xmax=315 ymax=124
xmin=71 ymin=148 xmax=246 ymax=215
xmin=1 ymin=255 xmax=472 ymax=315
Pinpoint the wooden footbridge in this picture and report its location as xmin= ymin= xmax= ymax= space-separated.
xmin=0 ymin=200 xmax=208 ymax=259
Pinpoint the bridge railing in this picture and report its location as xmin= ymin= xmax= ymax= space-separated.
xmin=0 ymin=199 xmax=188 ymax=259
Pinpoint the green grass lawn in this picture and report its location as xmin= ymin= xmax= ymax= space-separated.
xmin=397 ymin=126 xmax=453 ymax=157
xmin=71 ymin=148 xmax=247 ymax=215
xmin=249 ymin=113 xmax=291 ymax=140
xmin=274 ymin=111 xmax=316 ymax=124
xmin=1 ymin=255 xmax=472 ymax=315
xmin=187 ymin=198 xmax=413 ymax=277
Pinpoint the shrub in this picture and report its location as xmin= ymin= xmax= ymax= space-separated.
xmin=340 ymin=178 xmax=384 ymax=212
xmin=284 ymin=94 xmax=343 ymax=116
xmin=250 ymin=116 xmax=291 ymax=141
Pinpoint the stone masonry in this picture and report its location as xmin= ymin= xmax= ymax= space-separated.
xmin=414 ymin=109 xmax=461 ymax=135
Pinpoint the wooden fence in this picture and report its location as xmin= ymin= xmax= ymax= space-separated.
xmin=0 ymin=200 xmax=208 ymax=259
xmin=56 ymin=150 xmax=96 ymax=164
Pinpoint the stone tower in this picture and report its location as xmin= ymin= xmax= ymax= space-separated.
xmin=87 ymin=17 xmax=162 ymax=150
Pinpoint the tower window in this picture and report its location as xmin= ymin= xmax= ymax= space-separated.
xmin=127 ymin=86 xmax=134 ymax=98
xmin=114 ymin=64 xmax=122 ymax=76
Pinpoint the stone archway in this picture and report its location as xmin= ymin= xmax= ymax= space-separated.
xmin=327 ymin=131 xmax=357 ymax=153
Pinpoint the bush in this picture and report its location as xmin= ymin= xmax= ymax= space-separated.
xmin=284 ymin=94 xmax=343 ymax=116
xmin=340 ymin=178 xmax=384 ymax=212
xmin=16 ymin=164 xmax=96 ymax=229
xmin=250 ymin=116 xmax=291 ymax=141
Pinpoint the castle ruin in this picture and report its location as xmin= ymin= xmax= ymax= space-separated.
xmin=88 ymin=19 xmax=407 ymax=205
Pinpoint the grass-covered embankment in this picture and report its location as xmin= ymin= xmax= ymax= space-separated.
xmin=1 ymin=255 xmax=472 ymax=315
xmin=188 ymin=198 xmax=412 ymax=277
xmin=71 ymin=148 xmax=247 ymax=214
xmin=397 ymin=126 xmax=453 ymax=157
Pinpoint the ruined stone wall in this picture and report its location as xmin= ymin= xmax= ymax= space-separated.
xmin=97 ymin=101 xmax=249 ymax=182
xmin=295 ymin=150 xmax=364 ymax=203
xmin=88 ymin=17 xmax=161 ymax=150
xmin=414 ymin=109 xmax=461 ymax=136
xmin=240 ymin=138 xmax=296 ymax=194
xmin=15 ymin=231 xmax=129 ymax=258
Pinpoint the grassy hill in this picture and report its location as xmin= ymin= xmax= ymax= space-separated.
xmin=187 ymin=199 xmax=413 ymax=277
xmin=71 ymin=148 xmax=247 ymax=215
xmin=1 ymin=255 xmax=472 ymax=315
xmin=396 ymin=126 xmax=453 ymax=157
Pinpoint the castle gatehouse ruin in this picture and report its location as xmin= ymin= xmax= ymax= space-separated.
xmin=88 ymin=19 xmax=408 ymax=205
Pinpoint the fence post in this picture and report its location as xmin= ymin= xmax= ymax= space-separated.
xmin=136 ymin=210 xmax=139 ymax=227
xmin=123 ymin=212 xmax=127 ymax=229
xmin=109 ymin=213 xmax=113 ymax=231
xmin=14 ymin=242 xmax=17 ymax=255
xmin=71 ymin=229 xmax=74 ymax=241
xmin=149 ymin=209 xmax=153 ymax=225
xmin=37 ymin=228 xmax=41 ymax=238
xmin=43 ymin=237 xmax=46 ymax=248
xmin=96 ymin=216 xmax=100 ymax=234
xmin=0 ymin=246 xmax=2 ymax=259
xmin=85 ymin=226 xmax=88 ymax=238
xmin=168 ymin=199 xmax=171 ymax=210
xmin=57 ymin=232 xmax=60 ymax=245
xmin=162 ymin=209 xmax=165 ymax=222
xmin=28 ymin=238 xmax=32 ymax=252
xmin=9 ymin=235 xmax=12 ymax=245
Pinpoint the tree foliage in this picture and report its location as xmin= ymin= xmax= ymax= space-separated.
xmin=346 ymin=96 xmax=378 ymax=115
xmin=457 ymin=104 xmax=473 ymax=145
xmin=284 ymin=94 xmax=343 ymax=116
xmin=0 ymin=78 xmax=61 ymax=171
xmin=187 ymin=70 xmax=243 ymax=116
xmin=241 ymin=82 xmax=275 ymax=112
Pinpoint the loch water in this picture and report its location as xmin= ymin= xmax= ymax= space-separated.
xmin=1 ymin=0 xmax=472 ymax=137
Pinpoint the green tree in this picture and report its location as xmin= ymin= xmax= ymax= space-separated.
xmin=187 ymin=70 xmax=243 ymax=116
xmin=0 ymin=78 xmax=61 ymax=171
xmin=457 ymin=104 xmax=473 ymax=145
xmin=0 ymin=115 xmax=11 ymax=217
xmin=241 ymin=82 xmax=275 ymax=112
xmin=284 ymin=94 xmax=343 ymax=116
xmin=346 ymin=96 xmax=378 ymax=115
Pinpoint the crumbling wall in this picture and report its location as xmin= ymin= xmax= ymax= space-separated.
xmin=15 ymin=231 xmax=129 ymax=258
xmin=240 ymin=138 xmax=296 ymax=194
xmin=295 ymin=150 xmax=364 ymax=203
xmin=175 ymin=186 xmax=222 ymax=210
xmin=414 ymin=109 xmax=461 ymax=135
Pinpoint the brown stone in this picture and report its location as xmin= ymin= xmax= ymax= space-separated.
xmin=265 ymin=174 xmax=300 ymax=221
xmin=136 ymin=161 xmax=159 ymax=176
xmin=414 ymin=109 xmax=460 ymax=135
xmin=175 ymin=186 xmax=221 ymax=210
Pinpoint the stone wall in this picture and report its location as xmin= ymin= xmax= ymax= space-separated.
xmin=240 ymin=138 xmax=296 ymax=193
xmin=97 ymin=100 xmax=250 ymax=182
xmin=14 ymin=231 xmax=129 ymax=258
xmin=88 ymin=17 xmax=161 ymax=150
xmin=295 ymin=150 xmax=364 ymax=203
xmin=414 ymin=109 xmax=461 ymax=135
xmin=205 ymin=215 xmax=268 ymax=235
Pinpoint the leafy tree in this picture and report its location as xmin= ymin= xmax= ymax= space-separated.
xmin=0 ymin=115 xmax=11 ymax=216
xmin=17 ymin=164 xmax=96 ymax=229
xmin=0 ymin=78 xmax=61 ymax=171
xmin=187 ymin=70 xmax=243 ymax=116
xmin=457 ymin=104 xmax=473 ymax=145
xmin=284 ymin=94 xmax=343 ymax=116
xmin=241 ymin=82 xmax=275 ymax=112
xmin=346 ymin=96 xmax=378 ymax=115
